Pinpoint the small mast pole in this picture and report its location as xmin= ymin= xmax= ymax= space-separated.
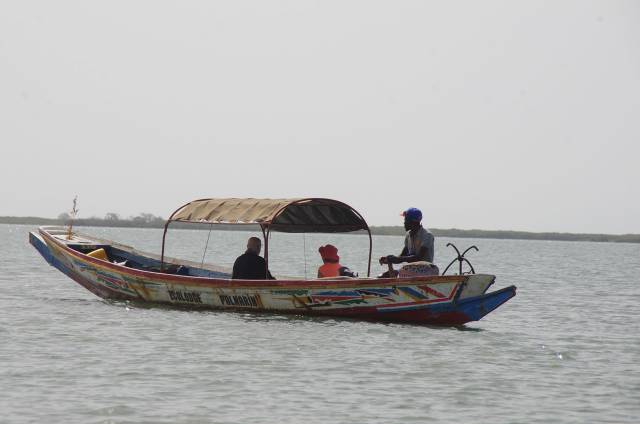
xmin=66 ymin=196 xmax=79 ymax=240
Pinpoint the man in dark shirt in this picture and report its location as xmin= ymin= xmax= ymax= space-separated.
xmin=232 ymin=237 xmax=274 ymax=279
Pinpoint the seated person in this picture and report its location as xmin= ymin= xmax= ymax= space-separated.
xmin=379 ymin=207 xmax=435 ymax=277
xmin=317 ymin=244 xmax=356 ymax=278
xmin=232 ymin=237 xmax=274 ymax=280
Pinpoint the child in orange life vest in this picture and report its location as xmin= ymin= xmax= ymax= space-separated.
xmin=317 ymin=244 xmax=356 ymax=278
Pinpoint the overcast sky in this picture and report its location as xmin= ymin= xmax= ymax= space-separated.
xmin=1 ymin=1 xmax=638 ymax=234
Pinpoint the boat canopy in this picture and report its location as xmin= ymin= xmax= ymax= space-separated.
xmin=160 ymin=198 xmax=373 ymax=276
xmin=167 ymin=198 xmax=369 ymax=233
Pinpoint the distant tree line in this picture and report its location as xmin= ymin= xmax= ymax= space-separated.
xmin=0 ymin=212 xmax=167 ymax=228
xmin=370 ymin=226 xmax=640 ymax=243
xmin=54 ymin=212 xmax=166 ymax=228
xmin=2 ymin=214 xmax=639 ymax=244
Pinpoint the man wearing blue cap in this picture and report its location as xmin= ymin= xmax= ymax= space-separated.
xmin=379 ymin=207 xmax=434 ymax=268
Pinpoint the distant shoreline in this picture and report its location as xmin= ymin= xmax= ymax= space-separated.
xmin=3 ymin=215 xmax=639 ymax=244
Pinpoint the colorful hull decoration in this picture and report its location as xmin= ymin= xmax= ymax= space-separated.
xmin=30 ymin=227 xmax=516 ymax=326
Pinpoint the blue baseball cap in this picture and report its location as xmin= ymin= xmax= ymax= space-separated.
xmin=402 ymin=207 xmax=422 ymax=222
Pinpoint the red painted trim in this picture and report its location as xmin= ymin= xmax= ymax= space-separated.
xmin=419 ymin=285 xmax=448 ymax=299
xmin=377 ymin=284 xmax=458 ymax=309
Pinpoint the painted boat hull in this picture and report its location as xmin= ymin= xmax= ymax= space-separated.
xmin=30 ymin=227 xmax=516 ymax=326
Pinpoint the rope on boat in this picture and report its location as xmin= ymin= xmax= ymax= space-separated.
xmin=303 ymin=232 xmax=308 ymax=280
xmin=201 ymin=223 xmax=213 ymax=268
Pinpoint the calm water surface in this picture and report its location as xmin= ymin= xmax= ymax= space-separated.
xmin=1 ymin=224 xmax=639 ymax=423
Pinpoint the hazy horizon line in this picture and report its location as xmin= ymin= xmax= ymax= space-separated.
xmin=4 ymin=215 xmax=639 ymax=242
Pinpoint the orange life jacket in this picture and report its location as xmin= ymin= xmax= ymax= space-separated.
xmin=318 ymin=262 xmax=342 ymax=278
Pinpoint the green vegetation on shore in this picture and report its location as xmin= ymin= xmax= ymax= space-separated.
xmin=371 ymin=226 xmax=640 ymax=243
xmin=3 ymin=214 xmax=639 ymax=244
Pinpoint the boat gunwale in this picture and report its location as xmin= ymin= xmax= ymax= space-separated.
xmin=39 ymin=226 xmax=476 ymax=290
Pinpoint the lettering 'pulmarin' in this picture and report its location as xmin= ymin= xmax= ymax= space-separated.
xmin=219 ymin=294 xmax=259 ymax=307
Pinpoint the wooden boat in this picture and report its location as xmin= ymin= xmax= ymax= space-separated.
xmin=29 ymin=198 xmax=516 ymax=326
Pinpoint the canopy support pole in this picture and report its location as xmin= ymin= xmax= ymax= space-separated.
xmin=264 ymin=225 xmax=270 ymax=279
xmin=159 ymin=201 xmax=193 ymax=272
xmin=160 ymin=220 xmax=171 ymax=271
xmin=303 ymin=232 xmax=308 ymax=280
xmin=367 ymin=229 xmax=372 ymax=277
